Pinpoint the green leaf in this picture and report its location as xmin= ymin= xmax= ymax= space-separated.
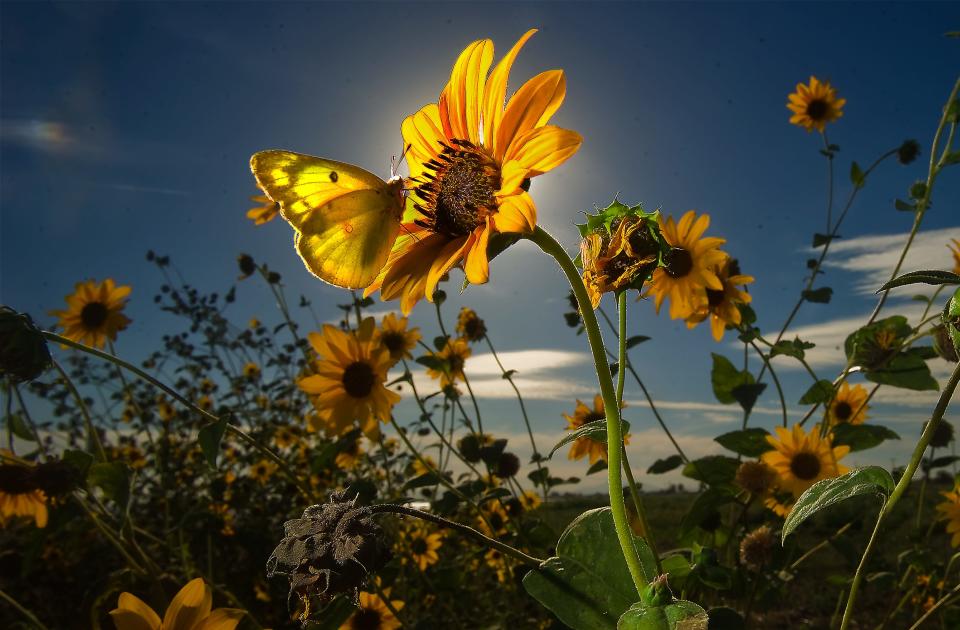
xmin=894 ymin=199 xmax=916 ymax=212
xmin=626 ymin=336 xmax=651 ymax=349
xmin=782 ymin=467 xmax=894 ymax=541
xmin=770 ymin=338 xmax=816 ymax=361
xmin=198 ymin=416 xmax=228 ymax=469
xmin=415 ymin=354 xmax=446 ymax=371
xmin=799 ymin=380 xmax=835 ymax=405
xmin=680 ymin=488 xmax=736 ymax=536
xmin=850 ymin=161 xmax=866 ymax=188
xmin=731 ymin=383 xmax=766 ymax=415
xmin=802 ymin=287 xmax=833 ymax=304
xmin=706 ymin=607 xmax=746 ymax=630
xmin=8 ymin=413 xmax=35 ymax=442
xmin=62 ymin=449 xmax=94 ymax=477
xmin=548 ymin=419 xmax=630 ymax=459
xmin=830 ymin=424 xmax=900 ymax=452
xmin=587 ymin=460 xmax=609 ymax=475
xmin=403 ymin=471 xmax=444 ymax=490
xmin=647 ymin=455 xmax=684 ymax=475
xmin=877 ymin=270 xmax=960 ymax=292
xmin=812 ymin=233 xmax=835 ymax=248
xmin=864 ymin=348 xmax=939 ymax=391
xmin=710 ymin=354 xmax=755 ymax=405
xmin=924 ymin=456 xmax=960 ymax=471
xmin=714 ymin=428 xmax=773 ymax=457
xmin=944 ymin=151 xmax=960 ymax=166
xmin=682 ymin=456 xmax=739 ymax=486
xmin=616 ymin=600 xmax=709 ymax=630
xmin=87 ymin=462 xmax=131 ymax=509
xmin=523 ymin=508 xmax=658 ymax=630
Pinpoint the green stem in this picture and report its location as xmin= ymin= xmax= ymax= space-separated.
xmin=840 ymin=359 xmax=960 ymax=630
xmin=746 ymin=339 xmax=788 ymax=427
xmin=52 ymin=359 xmax=107 ymax=462
xmin=527 ymin=226 xmax=647 ymax=595
xmin=0 ymin=588 xmax=49 ymax=630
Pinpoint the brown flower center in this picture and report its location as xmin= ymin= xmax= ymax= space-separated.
xmin=706 ymin=286 xmax=726 ymax=307
xmin=342 ymin=361 xmax=375 ymax=398
xmin=0 ymin=465 xmax=37 ymax=494
xmin=80 ymin=302 xmax=109 ymax=329
xmin=584 ymin=411 xmax=606 ymax=424
xmin=411 ymin=538 xmax=428 ymax=554
xmin=833 ymin=401 xmax=853 ymax=422
xmin=806 ymin=99 xmax=829 ymax=121
xmin=790 ymin=452 xmax=822 ymax=480
xmin=664 ymin=247 xmax=693 ymax=278
xmin=413 ymin=139 xmax=500 ymax=238
xmin=447 ymin=354 xmax=465 ymax=374
xmin=352 ymin=607 xmax=383 ymax=630
xmin=380 ymin=332 xmax=406 ymax=357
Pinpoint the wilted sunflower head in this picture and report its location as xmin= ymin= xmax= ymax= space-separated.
xmin=740 ymin=525 xmax=776 ymax=571
xmin=0 ymin=307 xmax=51 ymax=383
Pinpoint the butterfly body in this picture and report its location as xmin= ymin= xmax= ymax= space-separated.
xmin=250 ymin=150 xmax=404 ymax=289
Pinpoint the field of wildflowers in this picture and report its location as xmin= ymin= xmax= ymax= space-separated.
xmin=2 ymin=24 xmax=960 ymax=630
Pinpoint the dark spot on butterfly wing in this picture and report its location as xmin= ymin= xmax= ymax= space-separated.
xmin=329 ymin=171 xmax=339 ymax=182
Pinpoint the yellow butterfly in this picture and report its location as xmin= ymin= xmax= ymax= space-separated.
xmin=250 ymin=150 xmax=405 ymax=289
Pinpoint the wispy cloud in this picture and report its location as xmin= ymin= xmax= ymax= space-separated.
xmin=1 ymin=119 xmax=78 ymax=154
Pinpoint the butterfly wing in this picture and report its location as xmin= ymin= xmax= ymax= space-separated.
xmin=250 ymin=150 xmax=403 ymax=288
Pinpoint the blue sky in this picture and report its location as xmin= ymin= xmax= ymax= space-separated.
xmin=2 ymin=2 xmax=959 ymax=490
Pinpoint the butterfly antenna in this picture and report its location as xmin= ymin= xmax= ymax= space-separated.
xmin=391 ymin=143 xmax=413 ymax=179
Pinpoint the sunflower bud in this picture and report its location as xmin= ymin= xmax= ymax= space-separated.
xmin=457 ymin=434 xmax=484 ymax=463
xmin=925 ymin=419 xmax=954 ymax=449
xmin=266 ymin=492 xmax=391 ymax=613
xmin=909 ymin=181 xmax=928 ymax=201
xmin=739 ymin=525 xmax=775 ymax=571
xmin=0 ymin=307 xmax=52 ymax=383
xmin=933 ymin=325 xmax=959 ymax=362
xmin=640 ymin=574 xmax=673 ymax=607
xmin=496 ymin=452 xmax=520 ymax=478
xmin=897 ymin=139 xmax=921 ymax=165
xmin=237 ymin=254 xmax=256 ymax=279
xmin=735 ymin=461 xmax=777 ymax=495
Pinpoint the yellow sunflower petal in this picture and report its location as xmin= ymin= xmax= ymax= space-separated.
xmin=502 ymin=125 xmax=582 ymax=178
xmin=492 ymin=191 xmax=537 ymax=234
xmin=442 ymin=38 xmax=494 ymax=143
xmin=496 ymin=69 xmax=566 ymax=155
xmin=162 ymin=578 xmax=212 ymax=630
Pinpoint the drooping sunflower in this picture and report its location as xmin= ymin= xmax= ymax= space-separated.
xmin=404 ymin=525 xmax=443 ymax=571
xmin=340 ymin=590 xmax=404 ymax=630
xmin=787 ymin=76 xmax=846 ymax=132
xmin=684 ymin=258 xmax=754 ymax=341
xmin=563 ymin=395 xmax=630 ymax=465
xmin=936 ymin=486 xmax=960 ymax=547
xmin=456 ymin=307 xmax=488 ymax=342
xmin=246 ymin=193 xmax=280 ymax=225
xmin=109 ymin=577 xmax=245 ymax=630
xmin=643 ymin=211 xmax=727 ymax=320
xmin=51 ymin=278 xmax=132 ymax=349
xmin=825 ymin=382 xmax=870 ymax=426
xmin=0 ymin=459 xmax=48 ymax=528
xmin=373 ymin=313 xmax=421 ymax=364
xmin=762 ymin=424 xmax=850 ymax=499
xmin=581 ymin=214 xmax=661 ymax=309
xmin=948 ymin=238 xmax=960 ymax=275
xmin=298 ymin=319 xmax=401 ymax=438
xmin=425 ymin=337 xmax=471 ymax=388
xmin=363 ymin=29 xmax=582 ymax=314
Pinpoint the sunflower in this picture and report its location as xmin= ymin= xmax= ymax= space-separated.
xmin=404 ymin=525 xmax=443 ymax=571
xmin=787 ymin=76 xmax=846 ymax=132
xmin=762 ymin=424 xmax=850 ymax=499
xmin=685 ymin=258 xmax=754 ymax=341
xmin=948 ymin=238 xmax=960 ymax=275
xmin=936 ymin=486 xmax=960 ymax=547
xmin=410 ymin=454 xmax=438 ymax=478
xmin=563 ymin=395 xmax=630 ymax=465
xmin=247 ymin=194 xmax=280 ymax=225
xmin=274 ymin=426 xmax=297 ymax=450
xmin=0 ymin=459 xmax=48 ymax=528
xmin=477 ymin=499 xmax=511 ymax=538
xmin=363 ymin=29 xmax=582 ymax=314
xmin=249 ymin=458 xmax=277 ymax=484
xmin=484 ymin=548 xmax=511 ymax=583
xmin=456 ymin=307 xmax=487 ymax=342
xmin=581 ymin=214 xmax=660 ymax=308
xmin=109 ymin=577 xmax=245 ymax=630
xmin=298 ymin=319 xmax=401 ymax=438
xmin=340 ymin=590 xmax=404 ymax=630
xmin=156 ymin=396 xmax=176 ymax=422
xmin=374 ymin=313 xmax=421 ymax=364
xmin=51 ymin=278 xmax=132 ymax=349
xmin=825 ymin=382 xmax=870 ymax=426
xmin=425 ymin=337 xmax=471 ymax=388
xmin=643 ymin=211 xmax=727 ymax=320
xmin=335 ymin=437 xmax=365 ymax=470
xmin=517 ymin=489 xmax=542 ymax=512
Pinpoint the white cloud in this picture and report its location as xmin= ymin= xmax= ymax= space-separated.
xmin=462 ymin=349 xmax=589 ymax=377
xmin=1 ymin=119 xmax=77 ymax=154
xmin=624 ymin=398 xmax=786 ymax=417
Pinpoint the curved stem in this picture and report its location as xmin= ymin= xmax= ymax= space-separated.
xmin=527 ymin=226 xmax=647 ymax=595
xmin=0 ymin=588 xmax=49 ymax=630
xmin=747 ymin=339 xmax=788 ymax=427
xmin=52 ymin=359 xmax=107 ymax=462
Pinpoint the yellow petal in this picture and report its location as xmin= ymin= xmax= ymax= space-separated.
xmin=493 ymin=191 xmax=537 ymax=234
xmin=110 ymin=593 xmax=162 ymax=630
xmin=163 ymin=578 xmax=212 ymax=630
xmin=442 ymin=38 xmax=493 ymax=143
xmin=464 ymin=221 xmax=492 ymax=284
xmin=502 ymin=125 xmax=582 ymax=177
xmin=401 ymin=104 xmax=444 ymax=178
xmin=484 ymin=29 xmax=537 ymax=156
xmin=195 ymin=608 xmax=246 ymax=630
xmin=496 ymin=70 xmax=566 ymax=155
xmin=425 ymin=236 xmax=470 ymax=299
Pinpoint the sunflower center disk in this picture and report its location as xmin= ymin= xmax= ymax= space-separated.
xmin=411 ymin=538 xmax=428 ymax=554
xmin=414 ymin=140 xmax=500 ymax=238
xmin=834 ymin=402 xmax=853 ymax=422
xmin=381 ymin=333 xmax=405 ymax=356
xmin=342 ymin=361 xmax=376 ymax=398
xmin=706 ymin=287 xmax=726 ymax=307
xmin=806 ymin=99 xmax=828 ymax=120
xmin=352 ymin=608 xmax=383 ymax=630
xmin=664 ymin=247 xmax=694 ymax=278
xmin=80 ymin=302 xmax=109 ymax=328
xmin=790 ymin=452 xmax=822 ymax=480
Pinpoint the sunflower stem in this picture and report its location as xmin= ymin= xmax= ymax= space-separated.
xmin=840 ymin=359 xmax=960 ymax=630
xmin=0 ymin=588 xmax=50 ymax=630
xmin=51 ymin=359 xmax=107 ymax=462
xmin=527 ymin=226 xmax=647 ymax=596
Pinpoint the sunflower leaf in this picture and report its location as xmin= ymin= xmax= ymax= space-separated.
xmin=894 ymin=199 xmax=916 ymax=212
xmin=714 ymin=428 xmax=774 ymax=457
xmin=923 ymin=456 xmax=960 ymax=471
xmin=770 ymin=338 xmax=816 ymax=361
xmin=197 ymin=416 xmax=228 ymax=469
xmin=782 ymin=467 xmax=894 ymax=542
xmin=546 ymin=419 xmax=631 ymax=459
xmin=626 ymin=335 xmax=651 ymax=349
xmin=647 ymin=455 xmax=684 ymax=474
xmin=710 ymin=354 xmax=755 ymax=405
xmin=850 ymin=161 xmax=866 ymax=188
xmin=877 ymin=269 xmax=960 ymax=292
xmin=830 ymin=424 xmax=900 ymax=452
xmin=802 ymin=287 xmax=833 ymax=304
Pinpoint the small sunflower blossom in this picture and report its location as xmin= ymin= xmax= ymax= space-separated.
xmin=274 ymin=426 xmax=297 ymax=450
xmin=404 ymin=525 xmax=443 ymax=571
xmin=456 ymin=307 xmax=488 ymax=342
xmin=643 ymin=211 xmax=727 ymax=320
xmin=410 ymin=455 xmax=438 ymax=478
xmin=247 ymin=193 xmax=280 ymax=225
xmin=242 ymin=362 xmax=260 ymax=379
xmin=936 ymin=485 xmax=960 ymax=548
xmin=484 ymin=548 xmax=511 ymax=583
xmin=341 ymin=590 xmax=404 ymax=630
xmin=787 ymin=76 xmax=846 ymax=132
xmin=0 ymin=457 xmax=48 ymax=528
xmin=580 ymin=210 xmax=662 ymax=309
xmin=425 ymin=337 xmax=471 ymax=388
xmin=373 ymin=313 xmax=421 ymax=364
xmin=298 ymin=318 xmax=401 ymax=438
xmin=109 ymin=577 xmax=245 ymax=630
xmin=249 ymin=458 xmax=278 ymax=484
xmin=948 ymin=238 xmax=960 ymax=275
xmin=563 ymin=395 xmax=631 ymax=465
xmin=684 ymin=258 xmax=754 ymax=341
xmin=50 ymin=278 xmax=132 ymax=349
xmin=335 ymin=438 xmax=365 ymax=470
xmin=762 ymin=424 xmax=850 ymax=502
xmin=825 ymin=382 xmax=870 ymax=426
xmin=478 ymin=500 xmax=511 ymax=538
xmin=364 ymin=29 xmax=582 ymax=314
